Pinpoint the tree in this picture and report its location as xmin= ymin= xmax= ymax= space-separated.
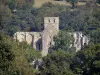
xmin=13 ymin=0 xmax=34 ymax=9
xmin=65 ymin=0 xmax=78 ymax=8
xmin=89 ymin=29 xmax=100 ymax=44
xmin=0 ymin=0 xmax=11 ymax=31
xmin=0 ymin=33 xmax=41 ymax=75
xmin=97 ymin=0 xmax=100 ymax=4
xmin=71 ymin=44 xmax=100 ymax=75
xmin=0 ymin=33 xmax=15 ymax=75
xmin=39 ymin=50 xmax=75 ymax=75
xmin=18 ymin=42 xmax=41 ymax=62
xmin=51 ymin=30 xmax=74 ymax=52
xmin=8 ymin=0 xmax=17 ymax=10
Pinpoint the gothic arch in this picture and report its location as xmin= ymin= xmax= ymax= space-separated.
xmin=36 ymin=38 xmax=42 ymax=51
xmin=19 ymin=33 xmax=25 ymax=42
xmin=53 ymin=18 xmax=56 ymax=23
xmin=48 ymin=18 xmax=50 ymax=23
xmin=25 ymin=33 xmax=33 ymax=45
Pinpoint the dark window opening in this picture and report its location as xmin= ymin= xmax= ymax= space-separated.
xmin=36 ymin=38 xmax=42 ymax=51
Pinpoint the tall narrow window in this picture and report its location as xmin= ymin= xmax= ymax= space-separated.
xmin=36 ymin=38 xmax=42 ymax=50
xmin=54 ymin=19 xmax=55 ymax=23
xmin=48 ymin=18 xmax=50 ymax=23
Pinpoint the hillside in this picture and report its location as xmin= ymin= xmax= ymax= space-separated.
xmin=34 ymin=0 xmax=86 ymax=8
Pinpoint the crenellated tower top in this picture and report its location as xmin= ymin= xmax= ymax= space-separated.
xmin=44 ymin=17 xmax=59 ymax=31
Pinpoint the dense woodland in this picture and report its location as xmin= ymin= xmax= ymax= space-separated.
xmin=0 ymin=0 xmax=100 ymax=75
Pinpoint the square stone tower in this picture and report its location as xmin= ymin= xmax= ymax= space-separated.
xmin=44 ymin=17 xmax=59 ymax=31
xmin=13 ymin=17 xmax=59 ymax=57
xmin=42 ymin=17 xmax=59 ymax=57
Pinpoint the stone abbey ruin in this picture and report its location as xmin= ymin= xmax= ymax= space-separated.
xmin=14 ymin=17 xmax=59 ymax=56
xmin=14 ymin=17 xmax=89 ymax=56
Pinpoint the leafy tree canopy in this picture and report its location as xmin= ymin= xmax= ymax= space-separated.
xmin=51 ymin=30 xmax=74 ymax=52
xmin=71 ymin=44 xmax=100 ymax=75
xmin=39 ymin=50 xmax=75 ymax=75
xmin=0 ymin=33 xmax=41 ymax=75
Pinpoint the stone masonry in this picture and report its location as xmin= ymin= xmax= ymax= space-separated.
xmin=14 ymin=17 xmax=59 ymax=57
xmin=14 ymin=17 xmax=89 ymax=57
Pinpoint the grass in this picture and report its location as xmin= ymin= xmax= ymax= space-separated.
xmin=34 ymin=0 xmax=71 ymax=8
xmin=34 ymin=0 xmax=100 ymax=8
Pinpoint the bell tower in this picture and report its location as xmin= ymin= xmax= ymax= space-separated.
xmin=42 ymin=17 xmax=59 ymax=57
xmin=44 ymin=17 xmax=59 ymax=31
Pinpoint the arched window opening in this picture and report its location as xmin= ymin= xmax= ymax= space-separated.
xmin=36 ymin=38 xmax=42 ymax=51
xmin=54 ymin=19 xmax=55 ymax=23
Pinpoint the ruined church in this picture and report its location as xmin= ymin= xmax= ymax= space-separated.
xmin=14 ymin=17 xmax=89 ymax=56
xmin=14 ymin=17 xmax=59 ymax=56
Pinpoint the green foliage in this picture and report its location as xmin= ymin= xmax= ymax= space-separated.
xmin=70 ymin=0 xmax=78 ymax=8
xmin=18 ymin=42 xmax=41 ymax=62
xmin=1 ymin=0 xmax=100 ymax=36
xmin=1 ymin=8 xmax=36 ymax=36
xmin=65 ymin=0 xmax=70 ymax=2
xmin=0 ymin=33 xmax=15 ymax=75
xmin=1 ymin=0 xmax=100 ymax=75
xmin=93 ymin=8 xmax=100 ymax=21
xmin=8 ymin=0 xmax=17 ymax=10
xmin=0 ymin=0 xmax=36 ymax=35
xmin=97 ymin=0 xmax=100 ymax=4
xmin=40 ymin=44 xmax=100 ymax=75
xmin=60 ymin=7 xmax=100 ymax=35
xmin=52 ymin=30 xmax=74 ymax=52
xmin=0 ymin=33 xmax=41 ymax=75
xmin=71 ymin=44 xmax=100 ymax=75
xmin=60 ymin=9 xmax=86 ymax=31
xmin=34 ymin=2 xmax=69 ymax=31
xmin=89 ymin=29 xmax=100 ymax=44
xmin=12 ymin=0 xmax=34 ymax=10
xmin=39 ymin=50 xmax=75 ymax=75
xmin=65 ymin=0 xmax=78 ymax=8
xmin=0 ymin=0 xmax=11 ymax=30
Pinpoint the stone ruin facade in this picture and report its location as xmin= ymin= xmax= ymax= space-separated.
xmin=14 ymin=17 xmax=59 ymax=57
xmin=14 ymin=17 xmax=89 ymax=57
xmin=70 ymin=32 xmax=89 ymax=52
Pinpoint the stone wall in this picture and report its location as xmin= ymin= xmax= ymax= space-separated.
xmin=14 ymin=17 xmax=89 ymax=57
xmin=14 ymin=17 xmax=59 ymax=57
xmin=42 ymin=17 xmax=59 ymax=56
xmin=14 ymin=32 xmax=42 ymax=50
xmin=70 ymin=32 xmax=89 ymax=52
